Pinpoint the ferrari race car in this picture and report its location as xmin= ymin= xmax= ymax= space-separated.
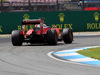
xmin=11 ymin=18 xmax=73 ymax=46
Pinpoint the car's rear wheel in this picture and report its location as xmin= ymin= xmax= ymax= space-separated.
xmin=63 ymin=28 xmax=73 ymax=44
xmin=47 ymin=29 xmax=57 ymax=45
xmin=11 ymin=30 xmax=24 ymax=46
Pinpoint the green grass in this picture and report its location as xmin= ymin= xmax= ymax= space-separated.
xmin=77 ymin=47 xmax=100 ymax=60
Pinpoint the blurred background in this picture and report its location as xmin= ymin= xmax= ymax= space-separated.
xmin=0 ymin=0 xmax=100 ymax=12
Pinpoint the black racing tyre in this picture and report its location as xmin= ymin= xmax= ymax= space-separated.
xmin=63 ymin=28 xmax=73 ymax=44
xmin=47 ymin=29 xmax=57 ymax=45
xmin=11 ymin=30 xmax=24 ymax=46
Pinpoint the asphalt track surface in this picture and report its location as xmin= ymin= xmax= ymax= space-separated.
xmin=0 ymin=36 xmax=100 ymax=75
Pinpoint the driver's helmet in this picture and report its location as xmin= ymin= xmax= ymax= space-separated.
xmin=43 ymin=24 xmax=47 ymax=28
xmin=35 ymin=24 xmax=47 ymax=28
xmin=35 ymin=24 xmax=40 ymax=27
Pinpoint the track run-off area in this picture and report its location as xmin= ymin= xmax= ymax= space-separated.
xmin=0 ymin=35 xmax=100 ymax=75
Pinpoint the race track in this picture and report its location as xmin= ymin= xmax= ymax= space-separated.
xmin=0 ymin=36 xmax=100 ymax=75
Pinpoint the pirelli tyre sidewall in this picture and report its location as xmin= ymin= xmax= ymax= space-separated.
xmin=47 ymin=29 xmax=57 ymax=45
xmin=63 ymin=28 xmax=73 ymax=44
xmin=11 ymin=30 xmax=23 ymax=46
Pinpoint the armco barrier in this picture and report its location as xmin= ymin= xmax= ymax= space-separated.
xmin=0 ymin=11 xmax=100 ymax=34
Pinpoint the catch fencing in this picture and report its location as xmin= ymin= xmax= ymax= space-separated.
xmin=0 ymin=0 xmax=82 ymax=12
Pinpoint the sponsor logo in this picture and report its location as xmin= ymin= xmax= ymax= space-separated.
xmin=0 ymin=26 xmax=2 ymax=32
xmin=0 ymin=0 xmax=6 ymax=2
xmin=23 ymin=14 xmax=30 ymax=20
xmin=87 ymin=12 xmax=100 ymax=30
xmin=58 ymin=13 xmax=65 ymax=23
xmin=94 ymin=12 xmax=99 ymax=22
xmin=52 ymin=13 xmax=73 ymax=29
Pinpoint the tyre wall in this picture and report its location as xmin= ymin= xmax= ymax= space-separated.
xmin=0 ymin=11 xmax=100 ymax=34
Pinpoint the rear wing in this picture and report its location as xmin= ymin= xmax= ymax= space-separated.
xmin=22 ymin=18 xmax=44 ymax=33
xmin=22 ymin=19 xmax=44 ymax=25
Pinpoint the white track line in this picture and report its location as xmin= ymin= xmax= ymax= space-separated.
xmin=55 ymin=53 xmax=80 ymax=56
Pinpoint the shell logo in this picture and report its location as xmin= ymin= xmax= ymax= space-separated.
xmin=58 ymin=13 xmax=65 ymax=23
xmin=94 ymin=12 xmax=99 ymax=22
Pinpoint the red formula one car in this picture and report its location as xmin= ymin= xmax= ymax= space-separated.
xmin=11 ymin=19 xmax=73 ymax=46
